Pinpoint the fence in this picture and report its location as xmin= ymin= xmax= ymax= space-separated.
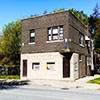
xmin=0 ymin=65 xmax=20 ymax=75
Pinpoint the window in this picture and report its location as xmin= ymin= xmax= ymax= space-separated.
xmin=32 ymin=63 xmax=40 ymax=70
xmin=79 ymin=55 xmax=82 ymax=62
xmin=52 ymin=26 xmax=58 ymax=40
xmin=48 ymin=26 xmax=63 ymax=41
xmin=48 ymin=28 xmax=52 ymax=41
xmin=30 ymin=29 xmax=35 ymax=43
xmin=85 ymin=40 xmax=91 ymax=47
xmin=46 ymin=62 xmax=55 ymax=70
xmin=79 ymin=33 xmax=84 ymax=45
xmin=59 ymin=26 xmax=63 ymax=40
xmin=88 ymin=41 xmax=91 ymax=47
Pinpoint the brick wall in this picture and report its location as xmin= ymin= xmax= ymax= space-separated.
xmin=21 ymin=10 xmax=91 ymax=78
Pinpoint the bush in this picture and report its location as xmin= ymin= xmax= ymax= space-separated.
xmin=0 ymin=75 xmax=20 ymax=79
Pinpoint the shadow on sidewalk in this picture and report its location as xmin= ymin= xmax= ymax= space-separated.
xmin=0 ymin=80 xmax=30 ymax=90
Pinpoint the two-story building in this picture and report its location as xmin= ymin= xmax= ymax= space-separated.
xmin=21 ymin=10 xmax=91 ymax=81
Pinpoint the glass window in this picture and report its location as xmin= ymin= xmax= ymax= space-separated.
xmin=48 ymin=26 xmax=63 ymax=41
xmin=32 ymin=63 xmax=40 ymax=70
xmin=46 ymin=62 xmax=55 ymax=70
xmin=48 ymin=28 xmax=52 ymax=41
xmin=48 ymin=36 xmax=51 ymax=41
xmin=59 ymin=26 xmax=63 ymax=40
xmin=48 ymin=28 xmax=51 ymax=35
xmin=52 ymin=26 xmax=58 ymax=40
xmin=79 ymin=33 xmax=84 ymax=45
xmin=79 ymin=55 xmax=82 ymax=62
xmin=30 ymin=29 xmax=35 ymax=43
xmin=52 ymin=26 xmax=58 ymax=34
xmin=59 ymin=34 xmax=63 ymax=40
xmin=53 ymin=34 xmax=58 ymax=40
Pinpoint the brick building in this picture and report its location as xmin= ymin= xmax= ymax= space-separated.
xmin=21 ymin=10 xmax=91 ymax=81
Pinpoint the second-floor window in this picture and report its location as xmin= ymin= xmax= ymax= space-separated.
xmin=30 ymin=29 xmax=35 ymax=43
xmin=48 ymin=26 xmax=63 ymax=41
xmin=79 ymin=55 xmax=82 ymax=62
xmin=79 ymin=33 xmax=84 ymax=46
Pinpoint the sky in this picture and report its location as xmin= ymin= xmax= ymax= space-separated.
xmin=0 ymin=0 xmax=100 ymax=33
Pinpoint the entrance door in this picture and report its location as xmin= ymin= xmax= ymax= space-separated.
xmin=23 ymin=60 xmax=27 ymax=77
xmin=63 ymin=57 xmax=70 ymax=78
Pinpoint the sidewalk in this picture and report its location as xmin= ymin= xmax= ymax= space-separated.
xmin=29 ymin=75 xmax=100 ymax=90
xmin=0 ymin=75 xmax=100 ymax=90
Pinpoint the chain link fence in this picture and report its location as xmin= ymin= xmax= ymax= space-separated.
xmin=0 ymin=65 xmax=20 ymax=75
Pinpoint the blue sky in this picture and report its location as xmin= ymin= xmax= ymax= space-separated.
xmin=0 ymin=0 xmax=100 ymax=33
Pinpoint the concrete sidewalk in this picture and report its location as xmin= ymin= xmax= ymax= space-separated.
xmin=29 ymin=75 xmax=100 ymax=90
xmin=0 ymin=75 xmax=100 ymax=90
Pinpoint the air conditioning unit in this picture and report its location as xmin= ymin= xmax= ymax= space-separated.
xmin=85 ymin=36 xmax=90 ymax=41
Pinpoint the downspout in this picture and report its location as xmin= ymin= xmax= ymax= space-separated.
xmin=91 ymin=39 xmax=94 ymax=75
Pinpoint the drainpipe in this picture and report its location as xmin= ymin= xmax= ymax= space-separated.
xmin=91 ymin=39 xmax=94 ymax=76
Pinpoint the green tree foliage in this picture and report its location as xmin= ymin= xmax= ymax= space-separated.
xmin=0 ymin=19 xmax=21 ymax=65
xmin=52 ymin=8 xmax=88 ymax=25
xmin=88 ymin=4 xmax=100 ymax=53
xmin=69 ymin=8 xmax=88 ymax=25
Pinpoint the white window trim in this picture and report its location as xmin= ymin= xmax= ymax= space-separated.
xmin=30 ymin=29 xmax=35 ymax=43
xmin=46 ymin=39 xmax=64 ymax=43
xmin=29 ymin=42 xmax=35 ymax=45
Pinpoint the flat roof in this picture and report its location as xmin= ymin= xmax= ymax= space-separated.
xmin=21 ymin=10 xmax=69 ymax=21
xmin=21 ymin=9 xmax=88 ymax=29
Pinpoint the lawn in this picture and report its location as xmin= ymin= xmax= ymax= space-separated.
xmin=0 ymin=75 xmax=20 ymax=79
xmin=87 ymin=77 xmax=100 ymax=85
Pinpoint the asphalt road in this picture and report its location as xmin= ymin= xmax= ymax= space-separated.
xmin=0 ymin=85 xmax=100 ymax=100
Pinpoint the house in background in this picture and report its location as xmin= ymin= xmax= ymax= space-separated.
xmin=21 ymin=10 xmax=91 ymax=81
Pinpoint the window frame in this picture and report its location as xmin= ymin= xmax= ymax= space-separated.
xmin=79 ymin=55 xmax=82 ymax=62
xmin=52 ymin=26 xmax=59 ymax=40
xmin=59 ymin=26 xmax=63 ymax=40
xmin=32 ymin=63 xmax=40 ymax=70
xmin=29 ymin=29 xmax=35 ymax=43
xmin=46 ymin=62 xmax=55 ymax=70
xmin=79 ymin=33 xmax=84 ymax=46
xmin=48 ymin=26 xmax=63 ymax=41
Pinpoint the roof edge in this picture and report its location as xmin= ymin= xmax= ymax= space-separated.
xmin=21 ymin=9 xmax=88 ymax=30
xmin=21 ymin=10 xmax=69 ymax=21
xmin=68 ymin=10 xmax=88 ymax=29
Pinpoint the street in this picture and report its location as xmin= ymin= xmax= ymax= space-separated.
xmin=0 ymin=85 xmax=100 ymax=100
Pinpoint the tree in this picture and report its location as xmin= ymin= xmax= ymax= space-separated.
xmin=69 ymin=8 xmax=88 ymax=25
xmin=88 ymin=4 xmax=100 ymax=53
xmin=0 ymin=19 xmax=21 ymax=65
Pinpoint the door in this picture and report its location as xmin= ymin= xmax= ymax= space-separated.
xmin=63 ymin=57 xmax=70 ymax=78
xmin=23 ymin=60 xmax=27 ymax=77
